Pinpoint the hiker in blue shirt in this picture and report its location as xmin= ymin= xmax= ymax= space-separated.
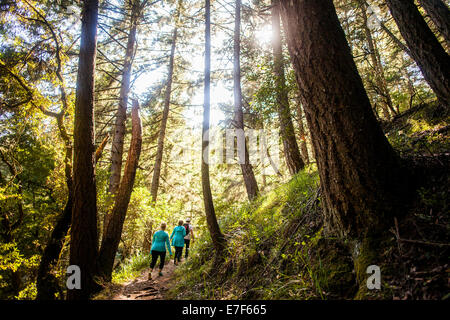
xmin=148 ymin=222 xmax=172 ymax=280
xmin=170 ymin=220 xmax=186 ymax=265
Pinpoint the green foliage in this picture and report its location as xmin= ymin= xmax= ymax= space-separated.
xmin=0 ymin=242 xmax=40 ymax=299
xmin=0 ymin=114 xmax=61 ymax=299
xmin=387 ymin=103 xmax=449 ymax=156
xmin=112 ymin=251 xmax=151 ymax=284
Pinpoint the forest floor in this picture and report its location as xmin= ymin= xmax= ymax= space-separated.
xmin=110 ymin=262 xmax=176 ymax=300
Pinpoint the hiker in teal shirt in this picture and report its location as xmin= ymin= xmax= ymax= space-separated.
xmin=149 ymin=222 xmax=172 ymax=280
xmin=170 ymin=220 xmax=186 ymax=265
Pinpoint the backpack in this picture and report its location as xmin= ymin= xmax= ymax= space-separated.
xmin=183 ymin=223 xmax=190 ymax=236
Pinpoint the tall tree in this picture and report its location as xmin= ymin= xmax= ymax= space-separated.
xmin=359 ymin=0 xmax=396 ymax=119
xmin=151 ymin=0 xmax=182 ymax=203
xmin=295 ymin=102 xmax=310 ymax=165
xmin=202 ymin=0 xmax=226 ymax=257
xmin=385 ymin=0 xmax=450 ymax=107
xmin=279 ymin=0 xmax=407 ymax=240
xmin=68 ymin=0 xmax=100 ymax=300
xmin=98 ymin=100 xmax=142 ymax=281
xmin=233 ymin=0 xmax=259 ymax=201
xmin=36 ymin=133 xmax=107 ymax=299
xmin=108 ymin=0 xmax=142 ymax=196
xmin=271 ymin=0 xmax=305 ymax=175
xmin=419 ymin=0 xmax=450 ymax=47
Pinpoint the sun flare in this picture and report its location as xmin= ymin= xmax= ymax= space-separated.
xmin=255 ymin=24 xmax=273 ymax=45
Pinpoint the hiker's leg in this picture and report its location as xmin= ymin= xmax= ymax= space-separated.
xmin=177 ymin=247 xmax=181 ymax=261
xmin=176 ymin=247 xmax=182 ymax=262
xmin=159 ymin=251 xmax=166 ymax=271
xmin=150 ymin=250 xmax=158 ymax=270
xmin=149 ymin=250 xmax=158 ymax=279
xmin=184 ymin=239 xmax=190 ymax=258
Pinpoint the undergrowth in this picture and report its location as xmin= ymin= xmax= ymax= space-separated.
xmin=111 ymin=251 xmax=150 ymax=284
xmin=166 ymin=168 xmax=344 ymax=300
xmin=166 ymin=103 xmax=449 ymax=301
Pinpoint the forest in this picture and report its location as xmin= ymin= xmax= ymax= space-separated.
xmin=0 ymin=0 xmax=449 ymax=301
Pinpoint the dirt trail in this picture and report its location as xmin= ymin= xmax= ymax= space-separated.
xmin=113 ymin=262 xmax=176 ymax=300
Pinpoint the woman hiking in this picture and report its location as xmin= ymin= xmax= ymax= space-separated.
xmin=148 ymin=222 xmax=172 ymax=280
xmin=170 ymin=220 xmax=186 ymax=265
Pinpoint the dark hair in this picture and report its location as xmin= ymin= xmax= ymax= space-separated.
xmin=178 ymin=220 xmax=183 ymax=226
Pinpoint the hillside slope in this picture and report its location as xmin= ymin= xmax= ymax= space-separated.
xmin=167 ymin=103 xmax=449 ymax=300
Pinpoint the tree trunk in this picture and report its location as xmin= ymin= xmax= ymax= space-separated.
xmin=419 ymin=0 xmax=450 ymax=48
xmin=108 ymin=0 xmax=140 ymax=195
xmin=379 ymin=21 xmax=412 ymax=58
xmin=98 ymin=100 xmax=142 ymax=281
xmin=279 ymin=0 xmax=407 ymax=239
xmin=386 ymin=0 xmax=450 ymax=107
xmin=142 ymin=222 xmax=153 ymax=254
xmin=36 ymin=135 xmax=107 ymax=300
xmin=151 ymin=27 xmax=178 ymax=203
xmin=233 ymin=0 xmax=259 ymax=201
xmin=360 ymin=1 xmax=395 ymax=119
xmin=271 ymin=0 xmax=305 ymax=176
xmin=202 ymin=0 xmax=226 ymax=257
xmin=98 ymin=101 xmax=142 ymax=280
xmin=295 ymin=103 xmax=310 ymax=165
xmin=67 ymin=0 xmax=99 ymax=300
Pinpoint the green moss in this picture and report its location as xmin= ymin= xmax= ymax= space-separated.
xmin=352 ymin=236 xmax=395 ymax=300
xmin=308 ymin=238 xmax=356 ymax=299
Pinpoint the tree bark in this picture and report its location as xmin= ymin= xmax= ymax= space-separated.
xmin=150 ymin=27 xmax=178 ymax=203
xmin=419 ymin=0 xmax=450 ymax=48
xmin=108 ymin=0 xmax=140 ymax=195
xmin=67 ymin=0 xmax=99 ymax=300
xmin=271 ymin=0 xmax=305 ymax=176
xmin=202 ymin=0 xmax=226 ymax=257
xmin=233 ymin=0 xmax=259 ymax=201
xmin=98 ymin=100 xmax=142 ymax=281
xmin=386 ymin=0 xmax=450 ymax=107
xmin=279 ymin=0 xmax=407 ymax=239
